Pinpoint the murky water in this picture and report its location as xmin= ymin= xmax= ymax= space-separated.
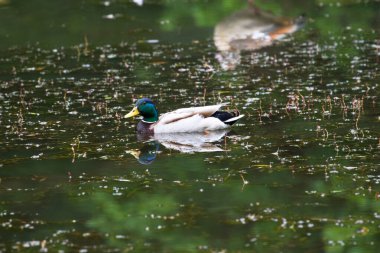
xmin=1 ymin=0 xmax=380 ymax=252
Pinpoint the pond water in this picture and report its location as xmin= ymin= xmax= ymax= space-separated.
xmin=1 ymin=0 xmax=380 ymax=252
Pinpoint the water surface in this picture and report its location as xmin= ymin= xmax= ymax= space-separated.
xmin=0 ymin=0 xmax=380 ymax=252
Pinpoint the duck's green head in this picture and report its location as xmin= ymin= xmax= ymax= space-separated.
xmin=124 ymin=98 xmax=159 ymax=123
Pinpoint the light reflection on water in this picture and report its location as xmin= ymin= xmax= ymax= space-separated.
xmin=0 ymin=0 xmax=380 ymax=252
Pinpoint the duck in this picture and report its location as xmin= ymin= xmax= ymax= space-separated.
xmin=124 ymin=98 xmax=244 ymax=134
xmin=214 ymin=5 xmax=306 ymax=70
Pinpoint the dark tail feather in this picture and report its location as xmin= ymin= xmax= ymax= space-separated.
xmin=211 ymin=110 xmax=243 ymax=126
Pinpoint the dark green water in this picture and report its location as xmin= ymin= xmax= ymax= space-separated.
xmin=1 ymin=0 xmax=380 ymax=252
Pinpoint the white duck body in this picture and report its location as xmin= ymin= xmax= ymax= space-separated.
xmin=153 ymin=104 xmax=242 ymax=133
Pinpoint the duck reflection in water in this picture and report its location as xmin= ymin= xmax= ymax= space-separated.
xmin=126 ymin=140 xmax=159 ymax=165
xmin=214 ymin=3 xmax=306 ymax=70
xmin=126 ymin=130 xmax=230 ymax=164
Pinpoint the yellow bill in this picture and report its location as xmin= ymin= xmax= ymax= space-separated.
xmin=125 ymin=150 xmax=141 ymax=159
xmin=124 ymin=107 xmax=140 ymax=118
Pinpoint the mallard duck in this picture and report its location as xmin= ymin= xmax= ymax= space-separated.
xmin=214 ymin=6 xmax=306 ymax=70
xmin=124 ymin=98 xmax=244 ymax=133
xmin=214 ymin=8 xmax=305 ymax=52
